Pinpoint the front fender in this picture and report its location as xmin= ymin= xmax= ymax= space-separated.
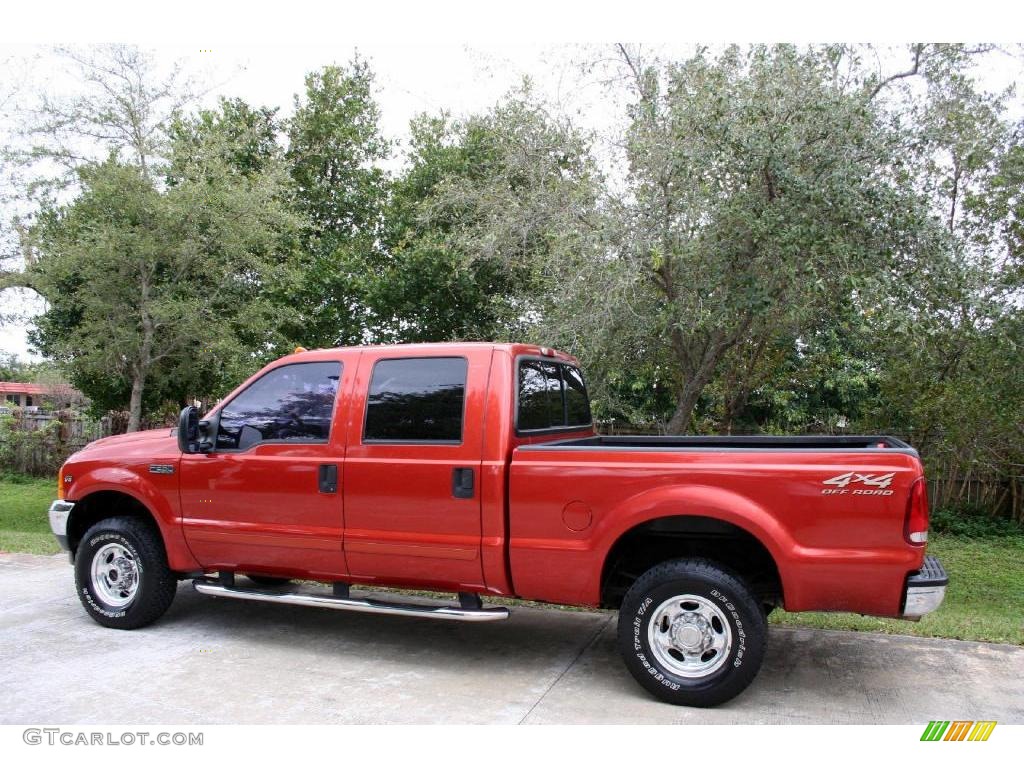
xmin=67 ymin=465 xmax=200 ymax=572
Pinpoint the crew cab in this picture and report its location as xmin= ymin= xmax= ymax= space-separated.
xmin=48 ymin=342 xmax=947 ymax=706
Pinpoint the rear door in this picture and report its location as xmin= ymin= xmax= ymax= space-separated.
xmin=341 ymin=349 xmax=489 ymax=589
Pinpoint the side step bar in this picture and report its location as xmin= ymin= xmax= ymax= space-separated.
xmin=192 ymin=579 xmax=510 ymax=622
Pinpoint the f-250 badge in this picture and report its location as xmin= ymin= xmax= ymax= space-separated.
xmin=821 ymin=471 xmax=895 ymax=496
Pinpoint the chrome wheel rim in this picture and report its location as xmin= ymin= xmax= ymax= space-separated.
xmin=647 ymin=594 xmax=733 ymax=678
xmin=90 ymin=542 xmax=141 ymax=608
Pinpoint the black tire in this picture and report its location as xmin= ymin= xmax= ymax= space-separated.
xmin=245 ymin=574 xmax=292 ymax=587
xmin=74 ymin=516 xmax=177 ymax=630
xmin=617 ymin=558 xmax=767 ymax=707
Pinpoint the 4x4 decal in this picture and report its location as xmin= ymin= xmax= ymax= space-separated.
xmin=821 ymin=471 xmax=896 ymax=496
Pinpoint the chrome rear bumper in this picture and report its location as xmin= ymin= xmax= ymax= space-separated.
xmin=902 ymin=555 xmax=948 ymax=618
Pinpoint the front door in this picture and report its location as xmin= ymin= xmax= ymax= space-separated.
xmin=180 ymin=359 xmax=350 ymax=579
xmin=341 ymin=350 xmax=489 ymax=590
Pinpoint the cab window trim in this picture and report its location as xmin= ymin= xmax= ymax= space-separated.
xmin=209 ymin=360 xmax=344 ymax=453
xmin=361 ymin=355 xmax=470 ymax=446
xmin=513 ymin=354 xmax=593 ymax=437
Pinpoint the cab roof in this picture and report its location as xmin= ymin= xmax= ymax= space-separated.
xmin=282 ymin=342 xmax=580 ymax=366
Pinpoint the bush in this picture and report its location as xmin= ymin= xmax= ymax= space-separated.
xmin=0 ymin=412 xmax=75 ymax=477
xmin=930 ymin=503 xmax=1024 ymax=537
xmin=0 ymin=471 xmax=43 ymax=484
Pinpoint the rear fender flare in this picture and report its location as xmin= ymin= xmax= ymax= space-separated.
xmin=589 ymin=484 xmax=797 ymax=603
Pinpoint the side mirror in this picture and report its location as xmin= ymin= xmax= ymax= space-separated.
xmin=178 ymin=406 xmax=200 ymax=453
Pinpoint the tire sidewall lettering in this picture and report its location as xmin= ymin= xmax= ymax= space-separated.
xmin=710 ymin=586 xmax=747 ymax=667
xmin=618 ymin=561 xmax=767 ymax=706
xmin=631 ymin=582 xmax=748 ymax=690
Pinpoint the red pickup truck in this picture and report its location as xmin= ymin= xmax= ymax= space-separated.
xmin=48 ymin=342 xmax=946 ymax=706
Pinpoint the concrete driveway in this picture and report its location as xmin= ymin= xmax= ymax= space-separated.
xmin=2 ymin=552 xmax=1022 ymax=725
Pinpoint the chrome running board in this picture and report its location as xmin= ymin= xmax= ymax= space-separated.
xmin=192 ymin=579 xmax=510 ymax=622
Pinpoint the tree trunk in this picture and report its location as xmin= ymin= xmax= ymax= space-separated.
xmin=666 ymin=377 xmax=705 ymax=434
xmin=665 ymin=315 xmax=755 ymax=434
xmin=666 ymin=348 xmax=723 ymax=433
xmin=721 ymin=387 xmax=751 ymax=435
xmin=128 ymin=270 xmax=155 ymax=434
xmin=127 ymin=367 xmax=145 ymax=433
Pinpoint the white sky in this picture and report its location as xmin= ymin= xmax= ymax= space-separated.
xmin=1 ymin=2 xmax=1023 ymax=362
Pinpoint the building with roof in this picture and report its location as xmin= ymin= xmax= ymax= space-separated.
xmin=0 ymin=382 xmax=83 ymax=411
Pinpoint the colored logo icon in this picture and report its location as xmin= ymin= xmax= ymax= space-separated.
xmin=921 ymin=721 xmax=997 ymax=741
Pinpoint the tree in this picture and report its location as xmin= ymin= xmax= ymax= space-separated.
xmin=2 ymin=46 xmax=202 ymax=314
xmin=25 ymin=141 xmax=300 ymax=431
xmin=371 ymin=102 xmax=592 ymax=342
xmin=167 ymin=97 xmax=281 ymax=182
xmin=3 ymin=49 xmax=301 ymax=431
xmin=8 ymin=45 xmax=200 ymax=188
xmin=572 ymin=44 xmax=943 ymax=433
xmin=858 ymin=47 xmax=1024 ymax=517
xmin=285 ymin=59 xmax=390 ymax=347
xmin=0 ymin=351 xmax=39 ymax=382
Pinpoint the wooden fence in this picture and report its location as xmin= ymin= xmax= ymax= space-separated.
xmin=0 ymin=411 xmax=111 ymax=476
xmin=925 ymin=462 xmax=1022 ymax=521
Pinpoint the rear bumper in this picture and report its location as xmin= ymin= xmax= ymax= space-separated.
xmin=902 ymin=555 xmax=948 ymax=618
xmin=48 ymin=500 xmax=74 ymax=552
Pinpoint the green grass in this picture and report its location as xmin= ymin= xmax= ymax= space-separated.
xmin=1 ymin=476 xmax=1021 ymax=644
xmin=0 ymin=476 xmax=60 ymax=555
xmin=770 ymin=534 xmax=1024 ymax=645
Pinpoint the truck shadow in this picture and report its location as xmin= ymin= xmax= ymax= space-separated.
xmin=146 ymin=583 xmax=1012 ymax=724
xmin=162 ymin=581 xmax=614 ymax=669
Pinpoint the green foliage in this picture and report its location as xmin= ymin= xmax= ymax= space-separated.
xmin=589 ymin=45 xmax=948 ymax=432
xmin=3 ymin=44 xmax=1022 ymax=526
xmin=706 ymin=303 xmax=884 ymax=434
xmin=930 ymin=504 xmax=1024 ymax=537
xmin=26 ymin=137 xmax=302 ymax=427
xmin=851 ymin=47 xmax=1024 ymax=521
xmin=373 ymin=98 xmax=597 ymax=343
xmin=167 ymin=97 xmax=281 ymax=181
xmin=0 ymin=352 xmax=41 ymax=382
xmin=0 ymin=412 xmax=69 ymax=475
xmin=284 ymin=59 xmax=390 ymax=347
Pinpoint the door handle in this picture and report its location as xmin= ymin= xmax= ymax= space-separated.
xmin=452 ymin=467 xmax=474 ymax=499
xmin=319 ymin=464 xmax=338 ymax=494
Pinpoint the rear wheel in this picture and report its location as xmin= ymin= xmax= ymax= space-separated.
xmin=617 ymin=558 xmax=767 ymax=707
xmin=74 ymin=516 xmax=177 ymax=629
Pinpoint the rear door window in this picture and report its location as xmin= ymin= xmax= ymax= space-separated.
xmin=364 ymin=357 xmax=468 ymax=443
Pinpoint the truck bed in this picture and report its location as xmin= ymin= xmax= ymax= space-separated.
xmin=508 ymin=432 xmax=925 ymax=613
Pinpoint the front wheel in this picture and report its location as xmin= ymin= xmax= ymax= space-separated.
xmin=617 ymin=558 xmax=767 ymax=707
xmin=74 ymin=516 xmax=177 ymax=629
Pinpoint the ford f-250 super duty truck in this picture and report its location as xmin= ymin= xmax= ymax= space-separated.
xmin=48 ymin=342 xmax=947 ymax=706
